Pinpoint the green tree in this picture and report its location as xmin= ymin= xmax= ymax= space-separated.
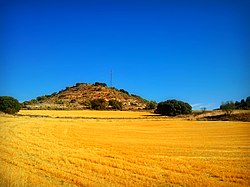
xmin=0 ymin=96 xmax=20 ymax=114
xmin=201 ymin=107 xmax=206 ymax=113
xmin=246 ymin=96 xmax=250 ymax=109
xmin=220 ymin=101 xmax=235 ymax=116
xmin=234 ymin=96 xmax=250 ymax=110
xmin=155 ymin=100 xmax=192 ymax=116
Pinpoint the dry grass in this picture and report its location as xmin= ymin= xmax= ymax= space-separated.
xmin=18 ymin=110 xmax=156 ymax=119
xmin=0 ymin=110 xmax=249 ymax=186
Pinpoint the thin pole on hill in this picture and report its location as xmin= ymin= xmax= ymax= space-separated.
xmin=110 ymin=69 xmax=113 ymax=88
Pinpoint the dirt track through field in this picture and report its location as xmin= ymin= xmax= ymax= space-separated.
xmin=0 ymin=111 xmax=250 ymax=186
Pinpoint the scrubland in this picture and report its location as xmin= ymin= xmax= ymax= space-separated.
xmin=0 ymin=110 xmax=249 ymax=186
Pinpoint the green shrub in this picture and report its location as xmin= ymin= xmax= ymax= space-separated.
xmin=70 ymin=99 xmax=76 ymax=103
xmin=145 ymin=101 xmax=157 ymax=110
xmin=0 ymin=96 xmax=20 ymax=114
xmin=51 ymin=92 xmax=57 ymax=96
xmin=131 ymin=94 xmax=148 ymax=103
xmin=155 ymin=100 xmax=192 ymax=116
xmin=75 ymin=83 xmax=85 ymax=87
xmin=120 ymin=89 xmax=129 ymax=95
xmin=94 ymin=82 xmax=107 ymax=87
xmin=80 ymin=100 xmax=91 ymax=106
xmin=56 ymin=100 xmax=64 ymax=105
xmin=109 ymin=100 xmax=122 ymax=110
xmin=21 ymin=101 xmax=29 ymax=108
xmin=36 ymin=96 xmax=47 ymax=101
xmin=90 ymin=99 xmax=107 ymax=110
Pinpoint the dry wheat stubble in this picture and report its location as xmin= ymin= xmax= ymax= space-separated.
xmin=0 ymin=111 xmax=249 ymax=186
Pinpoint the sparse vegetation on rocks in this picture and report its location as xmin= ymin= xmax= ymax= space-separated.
xmin=94 ymin=82 xmax=107 ymax=87
xmin=22 ymin=83 xmax=148 ymax=110
xmin=90 ymin=99 xmax=107 ymax=110
xmin=119 ymin=89 xmax=129 ymax=95
xmin=108 ymin=100 xmax=123 ymax=110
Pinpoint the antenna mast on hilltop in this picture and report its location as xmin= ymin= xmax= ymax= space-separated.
xmin=110 ymin=69 xmax=113 ymax=88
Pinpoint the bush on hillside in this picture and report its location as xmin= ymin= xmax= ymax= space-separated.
xmin=51 ymin=92 xmax=57 ymax=97
xmin=75 ymin=82 xmax=86 ymax=87
xmin=94 ymin=82 xmax=107 ymax=87
xmin=145 ymin=101 xmax=157 ymax=110
xmin=0 ymin=96 xmax=20 ymax=114
xmin=109 ymin=100 xmax=123 ymax=110
xmin=131 ymin=94 xmax=148 ymax=103
xmin=155 ymin=100 xmax=192 ymax=116
xmin=80 ymin=100 xmax=91 ymax=107
xmin=120 ymin=89 xmax=129 ymax=95
xmin=90 ymin=99 xmax=107 ymax=110
xmin=37 ymin=96 xmax=47 ymax=101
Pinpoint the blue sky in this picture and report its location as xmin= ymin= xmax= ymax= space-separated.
xmin=1 ymin=0 xmax=249 ymax=109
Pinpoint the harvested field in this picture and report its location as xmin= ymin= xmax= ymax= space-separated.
xmin=0 ymin=110 xmax=249 ymax=186
xmin=18 ymin=110 xmax=157 ymax=119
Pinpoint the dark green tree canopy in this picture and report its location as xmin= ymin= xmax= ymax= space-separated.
xmin=155 ymin=100 xmax=192 ymax=116
xmin=0 ymin=96 xmax=20 ymax=114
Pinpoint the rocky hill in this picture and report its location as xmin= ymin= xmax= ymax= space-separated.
xmin=22 ymin=82 xmax=149 ymax=110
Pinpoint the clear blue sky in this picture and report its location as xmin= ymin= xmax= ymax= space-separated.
xmin=1 ymin=0 xmax=249 ymax=109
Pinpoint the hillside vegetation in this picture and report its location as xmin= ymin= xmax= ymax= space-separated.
xmin=22 ymin=83 xmax=148 ymax=110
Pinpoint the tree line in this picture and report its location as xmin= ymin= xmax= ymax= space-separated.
xmin=0 ymin=95 xmax=190 ymax=116
xmin=220 ymin=96 xmax=250 ymax=116
xmin=1 ymin=83 xmax=248 ymax=117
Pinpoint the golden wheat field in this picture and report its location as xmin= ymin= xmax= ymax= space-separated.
xmin=0 ymin=110 xmax=250 ymax=187
xmin=18 ymin=110 xmax=154 ymax=119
